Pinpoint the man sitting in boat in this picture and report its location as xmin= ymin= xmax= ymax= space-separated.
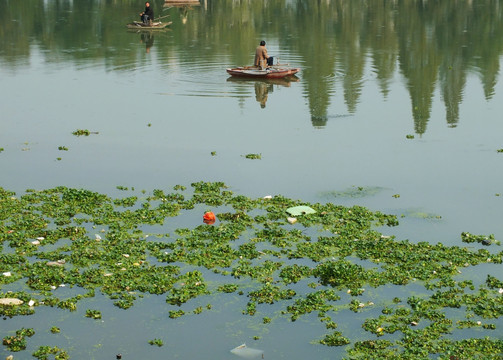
xmin=254 ymin=40 xmax=273 ymax=69
xmin=140 ymin=2 xmax=154 ymax=25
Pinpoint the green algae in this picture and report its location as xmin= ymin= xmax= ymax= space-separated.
xmin=320 ymin=186 xmax=385 ymax=199
xmin=1 ymin=182 xmax=503 ymax=358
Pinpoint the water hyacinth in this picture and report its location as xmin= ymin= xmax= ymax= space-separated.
xmin=0 ymin=182 xmax=502 ymax=358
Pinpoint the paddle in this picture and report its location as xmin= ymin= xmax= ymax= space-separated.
xmin=154 ymin=14 xmax=171 ymax=21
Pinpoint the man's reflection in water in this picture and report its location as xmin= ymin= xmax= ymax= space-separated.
xmin=180 ymin=6 xmax=189 ymax=24
xmin=140 ymin=33 xmax=154 ymax=53
xmin=255 ymin=82 xmax=273 ymax=109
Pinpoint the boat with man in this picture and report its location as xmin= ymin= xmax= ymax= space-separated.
xmin=226 ymin=64 xmax=300 ymax=79
xmin=126 ymin=20 xmax=172 ymax=30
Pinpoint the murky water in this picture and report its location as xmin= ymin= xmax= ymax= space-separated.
xmin=1 ymin=0 xmax=503 ymax=359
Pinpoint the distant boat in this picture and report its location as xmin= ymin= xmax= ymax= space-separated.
xmin=226 ymin=65 xmax=300 ymax=79
xmin=126 ymin=21 xmax=172 ymax=30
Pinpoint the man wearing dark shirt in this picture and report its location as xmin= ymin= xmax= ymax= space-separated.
xmin=140 ymin=2 xmax=154 ymax=24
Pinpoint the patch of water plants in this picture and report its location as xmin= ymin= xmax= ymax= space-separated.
xmin=1 ymin=182 xmax=503 ymax=359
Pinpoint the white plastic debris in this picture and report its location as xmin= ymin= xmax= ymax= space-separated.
xmin=37 ymin=237 xmax=45 ymax=241
xmin=28 ymin=300 xmax=35 ymax=307
xmin=0 ymin=298 xmax=23 ymax=306
xmin=287 ymin=217 xmax=297 ymax=224
xmin=47 ymin=260 xmax=66 ymax=267
xmin=263 ymin=195 xmax=272 ymax=200
xmin=286 ymin=205 xmax=316 ymax=216
xmin=95 ymin=234 xmax=102 ymax=241
xmin=2 ymin=272 xmax=12 ymax=277
xmin=230 ymin=344 xmax=264 ymax=359
xmin=31 ymin=240 xmax=41 ymax=245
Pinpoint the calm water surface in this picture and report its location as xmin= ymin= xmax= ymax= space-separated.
xmin=1 ymin=0 xmax=503 ymax=359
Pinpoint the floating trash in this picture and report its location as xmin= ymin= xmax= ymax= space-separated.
xmin=230 ymin=343 xmax=264 ymax=359
xmin=0 ymin=298 xmax=23 ymax=306
xmin=286 ymin=205 xmax=316 ymax=216
xmin=2 ymin=271 xmax=12 ymax=277
xmin=287 ymin=217 xmax=297 ymax=224
xmin=203 ymin=211 xmax=216 ymax=224
xmin=46 ymin=260 xmax=66 ymax=267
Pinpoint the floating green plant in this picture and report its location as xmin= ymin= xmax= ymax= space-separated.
xmin=244 ymin=153 xmax=261 ymax=159
xmin=58 ymin=146 xmax=68 ymax=151
xmin=32 ymin=345 xmax=69 ymax=360
xmin=148 ymin=338 xmax=164 ymax=346
xmin=319 ymin=331 xmax=350 ymax=346
xmin=2 ymin=328 xmax=34 ymax=352
xmin=169 ymin=309 xmax=185 ymax=318
xmin=72 ymin=129 xmax=97 ymax=136
xmin=85 ymin=309 xmax=102 ymax=319
xmin=0 ymin=182 xmax=502 ymax=358
xmin=461 ymin=232 xmax=500 ymax=246
xmin=406 ymin=134 xmax=415 ymax=139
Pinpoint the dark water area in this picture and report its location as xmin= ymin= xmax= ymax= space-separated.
xmin=1 ymin=0 xmax=503 ymax=359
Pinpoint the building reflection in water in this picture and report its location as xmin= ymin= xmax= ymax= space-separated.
xmin=163 ymin=1 xmax=200 ymax=24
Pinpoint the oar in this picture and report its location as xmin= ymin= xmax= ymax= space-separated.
xmin=154 ymin=14 xmax=171 ymax=21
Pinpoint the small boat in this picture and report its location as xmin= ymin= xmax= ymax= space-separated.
xmin=226 ymin=65 xmax=300 ymax=79
xmin=126 ymin=21 xmax=172 ymax=30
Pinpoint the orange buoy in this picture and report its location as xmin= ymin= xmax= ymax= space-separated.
xmin=203 ymin=211 xmax=216 ymax=224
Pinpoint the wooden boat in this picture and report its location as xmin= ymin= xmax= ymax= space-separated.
xmin=126 ymin=21 xmax=172 ymax=30
xmin=226 ymin=65 xmax=300 ymax=79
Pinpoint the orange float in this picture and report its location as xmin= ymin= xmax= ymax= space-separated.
xmin=203 ymin=211 xmax=216 ymax=224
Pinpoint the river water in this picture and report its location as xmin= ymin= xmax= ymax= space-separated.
xmin=1 ymin=0 xmax=503 ymax=359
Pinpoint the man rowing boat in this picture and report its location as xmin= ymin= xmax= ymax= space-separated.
xmin=140 ymin=2 xmax=154 ymax=25
xmin=254 ymin=40 xmax=273 ymax=69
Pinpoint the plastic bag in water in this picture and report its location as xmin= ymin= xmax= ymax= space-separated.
xmin=230 ymin=343 xmax=264 ymax=359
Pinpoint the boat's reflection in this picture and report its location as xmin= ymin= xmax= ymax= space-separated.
xmin=226 ymin=76 xmax=299 ymax=108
